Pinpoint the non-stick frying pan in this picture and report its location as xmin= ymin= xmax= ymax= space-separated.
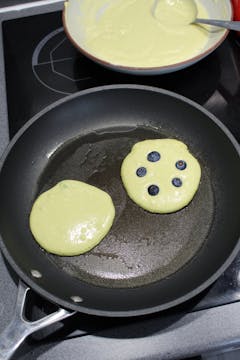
xmin=0 ymin=85 xmax=239 ymax=359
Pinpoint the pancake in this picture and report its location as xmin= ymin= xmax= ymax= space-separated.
xmin=121 ymin=139 xmax=201 ymax=213
xmin=29 ymin=180 xmax=115 ymax=256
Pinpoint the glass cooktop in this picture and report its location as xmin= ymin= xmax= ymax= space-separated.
xmin=1 ymin=9 xmax=240 ymax=343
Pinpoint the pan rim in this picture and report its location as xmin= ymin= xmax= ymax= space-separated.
xmin=0 ymin=84 xmax=239 ymax=316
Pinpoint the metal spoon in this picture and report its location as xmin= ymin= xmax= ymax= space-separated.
xmin=192 ymin=18 xmax=240 ymax=31
xmin=151 ymin=0 xmax=240 ymax=31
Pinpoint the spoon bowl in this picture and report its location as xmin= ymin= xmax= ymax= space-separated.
xmin=152 ymin=0 xmax=198 ymax=26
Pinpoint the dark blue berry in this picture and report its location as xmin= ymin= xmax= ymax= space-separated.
xmin=147 ymin=151 xmax=161 ymax=162
xmin=176 ymin=160 xmax=187 ymax=170
xmin=148 ymin=185 xmax=159 ymax=196
xmin=136 ymin=167 xmax=147 ymax=177
xmin=172 ymin=178 xmax=182 ymax=187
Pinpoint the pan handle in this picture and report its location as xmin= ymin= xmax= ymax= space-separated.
xmin=0 ymin=280 xmax=75 ymax=360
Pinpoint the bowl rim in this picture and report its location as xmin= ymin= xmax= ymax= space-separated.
xmin=62 ymin=0 xmax=233 ymax=72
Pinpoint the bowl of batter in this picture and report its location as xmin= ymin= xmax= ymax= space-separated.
xmin=63 ymin=0 xmax=232 ymax=75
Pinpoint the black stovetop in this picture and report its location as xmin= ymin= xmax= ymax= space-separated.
xmin=1 ymin=9 xmax=240 ymax=353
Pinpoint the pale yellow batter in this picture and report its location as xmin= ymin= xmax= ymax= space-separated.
xmin=76 ymin=0 xmax=209 ymax=67
xmin=29 ymin=180 xmax=115 ymax=256
xmin=121 ymin=139 xmax=201 ymax=213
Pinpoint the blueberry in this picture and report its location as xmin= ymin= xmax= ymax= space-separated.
xmin=176 ymin=160 xmax=187 ymax=170
xmin=172 ymin=178 xmax=182 ymax=187
xmin=148 ymin=185 xmax=159 ymax=196
xmin=136 ymin=167 xmax=147 ymax=177
xmin=147 ymin=151 xmax=161 ymax=162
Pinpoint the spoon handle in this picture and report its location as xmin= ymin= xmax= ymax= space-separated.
xmin=196 ymin=18 xmax=240 ymax=31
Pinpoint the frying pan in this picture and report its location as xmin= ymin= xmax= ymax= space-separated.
xmin=0 ymin=85 xmax=239 ymax=359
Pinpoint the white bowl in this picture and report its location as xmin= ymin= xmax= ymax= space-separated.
xmin=63 ymin=0 xmax=232 ymax=75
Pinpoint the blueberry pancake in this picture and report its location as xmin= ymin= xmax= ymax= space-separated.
xmin=121 ymin=139 xmax=201 ymax=213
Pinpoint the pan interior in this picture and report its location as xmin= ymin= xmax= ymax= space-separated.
xmin=39 ymin=127 xmax=214 ymax=288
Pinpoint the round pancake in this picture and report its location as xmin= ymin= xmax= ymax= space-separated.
xmin=121 ymin=139 xmax=201 ymax=213
xmin=29 ymin=180 xmax=115 ymax=256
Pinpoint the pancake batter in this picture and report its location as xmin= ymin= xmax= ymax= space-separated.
xmin=71 ymin=0 xmax=210 ymax=67
xmin=30 ymin=180 xmax=115 ymax=256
